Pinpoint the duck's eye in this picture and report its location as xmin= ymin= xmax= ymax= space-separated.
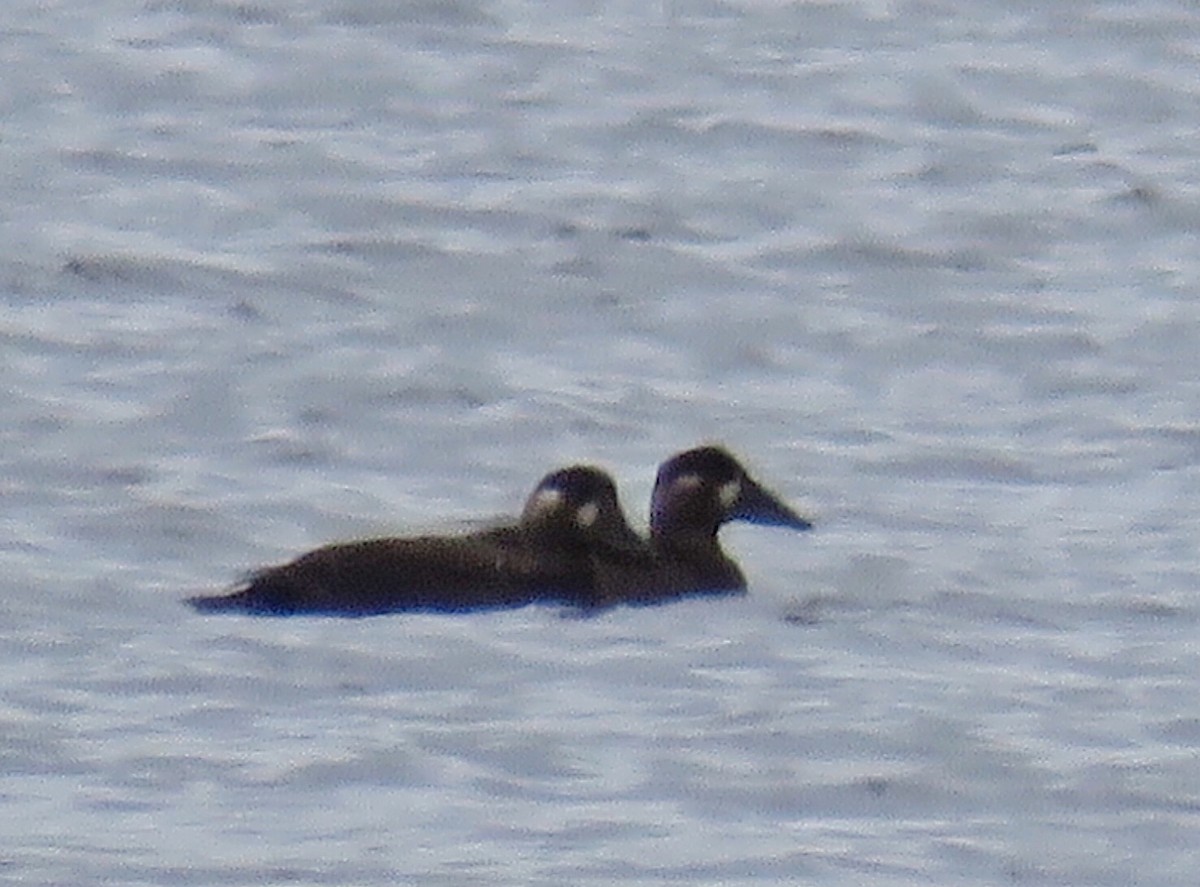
xmin=718 ymin=480 xmax=741 ymax=509
xmin=529 ymin=488 xmax=563 ymax=515
xmin=575 ymin=501 xmax=599 ymax=528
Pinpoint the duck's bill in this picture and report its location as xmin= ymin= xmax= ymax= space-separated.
xmin=732 ymin=481 xmax=814 ymax=531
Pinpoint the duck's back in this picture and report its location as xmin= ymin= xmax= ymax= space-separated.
xmin=190 ymin=528 xmax=592 ymax=616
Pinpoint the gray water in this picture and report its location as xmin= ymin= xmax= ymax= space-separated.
xmin=4 ymin=1 xmax=1200 ymax=884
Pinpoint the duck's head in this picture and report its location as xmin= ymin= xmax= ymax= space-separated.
xmin=650 ymin=446 xmax=813 ymax=538
xmin=522 ymin=465 xmax=646 ymax=555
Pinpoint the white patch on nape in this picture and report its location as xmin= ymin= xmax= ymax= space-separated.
xmin=575 ymin=501 xmax=599 ymax=528
xmin=718 ymin=480 xmax=741 ymax=509
xmin=673 ymin=473 xmax=703 ymax=491
xmin=530 ymin=488 xmax=564 ymax=515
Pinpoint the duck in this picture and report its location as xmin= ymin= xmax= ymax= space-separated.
xmin=188 ymin=465 xmax=646 ymax=616
xmin=585 ymin=445 xmax=813 ymax=607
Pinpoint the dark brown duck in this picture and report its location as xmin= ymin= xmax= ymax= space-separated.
xmin=585 ymin=446 xmax=813 ymax=607
xmin=188 ymin=465 xmax=644 ymax=616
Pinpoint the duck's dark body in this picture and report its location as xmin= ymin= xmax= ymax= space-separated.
xmin=586 ymin=446 xmax=813 ymax=607
xmin=189 ymin=466 xmax=644 ymax=616
xmin=189 ymin=447 xmax=812 ymax=616
xmin=191 ymin=530 xmax=581 ymax=615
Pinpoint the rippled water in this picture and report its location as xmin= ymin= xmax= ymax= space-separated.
xmin=3 ymin=1 xmax=1200 ymax=884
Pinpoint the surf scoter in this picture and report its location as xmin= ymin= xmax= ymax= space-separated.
xmin=188 ymin=465 xmax=645 ymax=616
xmin=586 ymin=446 xmax=813 ymax=607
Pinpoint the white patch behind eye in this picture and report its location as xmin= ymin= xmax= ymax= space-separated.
xmin=718 ymin=480 xmax=741 ymax=509
xmin=530 ymin=488 xmax=563 ymax=514
xmin=673 ymin=473 xmax=703 ymax=490
xmin=575 ymin=501 xmax=599 ymax=528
